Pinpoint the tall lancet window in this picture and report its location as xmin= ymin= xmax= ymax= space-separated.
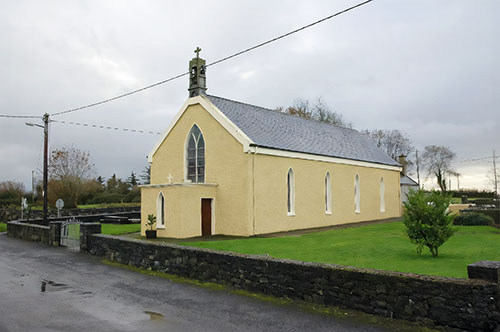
xmin=157 ymin=192 xmax=165 ymax=228
xmin=325 ymin=171 xmax=332 ymax=214
xmin=186 ymin=125 xmax=205 ymax=183
xmin=354 ymin=174 xmax=360 ymax=213
xmin=287 ymin=168 xmax=295 ymax=215
xmin=380 ymin=177 xmax=385 ymax=212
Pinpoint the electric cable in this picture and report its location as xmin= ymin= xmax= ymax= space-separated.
xmin=50 ymin=0 xmax=373 ymax=117
xmin=51 ymin=119 xmax=161 ymax=135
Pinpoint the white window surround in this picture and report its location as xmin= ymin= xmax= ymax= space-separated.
xmin=354 ymin=174 xmax=360 ymax=214
xmin=325 ymin=171 xmax=332 ymax=214
xmin=184 ymin=124 xmax=205 ymax=183
xmin=380 ymin=177 xmax=386 ymax=212
xmin=149 ymin=95 xmax=253 ymax=163
xmin=157 ymin=192 xmax=165 ymax=229
xmin=287 ymin=168 xmax=295 ymax=216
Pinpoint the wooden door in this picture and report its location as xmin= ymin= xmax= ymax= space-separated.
xmin=201 ymin=199 xmax=212 ymax=236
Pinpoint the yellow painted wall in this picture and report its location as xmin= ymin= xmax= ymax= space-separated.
xmin=252 ymin=153 xmax=401 ymax=235
xmin=142 ymin=99 xmax=401 ymax=238
xmin=141 ymin=184 xmax=216 ymax=238
xmin=145 ymin=103 xmax=252 ymax=237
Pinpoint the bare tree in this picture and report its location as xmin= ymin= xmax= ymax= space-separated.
xmin=276 ymin=98 xmax=352 ymax=128
xmin=422 ymin=145 xmax=456 ymax=192
xmin=48 ymin=146 xmax=97 ymax=207
xmin=0 ymin=181 xmax=26 ymax=203
xmin=362 ymin=129 xmax=414 ymax=170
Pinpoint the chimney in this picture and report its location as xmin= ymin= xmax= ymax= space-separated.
xmin=398 ymin=155 xmax=407 ymax=175
xmin=188 ymin=47 xmax=207 ymax=97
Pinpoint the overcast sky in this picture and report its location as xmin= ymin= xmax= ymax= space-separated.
xmin=1 ymin=0 xmax=499 ymax=192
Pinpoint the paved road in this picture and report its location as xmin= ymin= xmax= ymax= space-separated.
xmin=0 ymin=234 xmax=398 ymax=332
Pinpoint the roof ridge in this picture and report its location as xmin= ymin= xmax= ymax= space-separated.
xmin=206 ymin=94 xmax=356 ymax=131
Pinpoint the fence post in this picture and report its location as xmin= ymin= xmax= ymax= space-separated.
xmin=48 ymin=221 xmax=62 ymax=246
xmin=468 ymin=261 xmax=500 ymax=285
xmin=80 ymin=223 xmax=101 ymax=252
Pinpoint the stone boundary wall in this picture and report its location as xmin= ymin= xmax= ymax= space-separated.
xmin=7 ymin=211 xmax=140 ymax=226
xmin=6 ymin=221 xmax=50 ymax=244
xmin=84 ymin=234 xmax=500 ymax=331
xmin=0 ymin=206 xmax=140 ymax=222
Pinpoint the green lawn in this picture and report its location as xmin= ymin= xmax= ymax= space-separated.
xmin=101 ymin=223 xmax=141 ymax=235
xmin=0 ymin=223 xmax=6 ymax=232
xmin=183 ymin=222 xmax=500 ymax=278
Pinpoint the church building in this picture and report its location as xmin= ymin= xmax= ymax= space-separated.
xmin=140 ymin=52 xmax=402 ymax=238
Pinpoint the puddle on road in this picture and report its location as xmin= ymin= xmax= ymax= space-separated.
xmin=40 ymin=279 xmax=94 ymax=298
xmin=144 ymin=311 xmax=164 ymax=320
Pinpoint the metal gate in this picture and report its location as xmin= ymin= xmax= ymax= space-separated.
xmin=61 ymin=218 xmax=81 ymax=251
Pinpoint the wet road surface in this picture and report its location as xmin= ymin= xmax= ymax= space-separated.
xmin=0 ymin=233 xmax=398 ymax=332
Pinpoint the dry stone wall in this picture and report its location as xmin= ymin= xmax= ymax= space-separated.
xmin=84 ymin=234 xmax=500 ymax=331
xmin=6 ymin=221 xmax=49 ymax=244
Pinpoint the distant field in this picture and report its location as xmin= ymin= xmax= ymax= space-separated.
xmin=101 ymin=223 xmax=141 ymax=235
xmin=0 ymin=223 xmax=6 ymax=232
xmin=183 ymin=222 xmax=500 ymax=278
xmin=78 ymin=203 xmax=140 ymax=209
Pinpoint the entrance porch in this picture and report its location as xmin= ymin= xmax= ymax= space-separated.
xmin=140 ymin=183 xmax=217 ymax=238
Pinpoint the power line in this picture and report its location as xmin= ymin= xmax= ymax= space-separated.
xmin=50 ymin=72 xmax=189 ymax=117
xmin=456 ymin=155 xmax=499 ymax=163
xmin=0 ymin=114 xmax=41 ymax=119
xmin=51 ymin=119 xmax=161 ymax=135
xmin=205 ymin=0 xmax=373 ymax=69
xmin=50 ymin=0 xmax=373 ymax=117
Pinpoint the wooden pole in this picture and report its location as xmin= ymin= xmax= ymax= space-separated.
xmin=43 ymin=113 xmax=49 ymax=225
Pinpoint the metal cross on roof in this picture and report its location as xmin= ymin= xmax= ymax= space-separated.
xmin=194 ymin=47 xmax=202 ymax=58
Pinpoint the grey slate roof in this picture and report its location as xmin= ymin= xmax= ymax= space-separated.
xmin=400 ymin=175 xmax=419 ymax=186
xmin=206 ymin=95 xmax=400 ymax=167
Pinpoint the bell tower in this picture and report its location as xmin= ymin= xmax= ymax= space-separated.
xmin=188 ymin=47 xmax=207 ymax=97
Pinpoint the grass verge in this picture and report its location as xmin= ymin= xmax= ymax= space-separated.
xmin=0 ymin=223 xmax=6 ymax=232
xmin=102 ymin=259 xmax=440 ymax=332
xmin=183 ymin=222 xmax=500 ymax=278
xmin=101 ymin=223 xmax=141 ymax=235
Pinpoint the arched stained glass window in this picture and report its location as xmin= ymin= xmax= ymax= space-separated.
xmin=186 ymin=125 xmax=205 ymax=183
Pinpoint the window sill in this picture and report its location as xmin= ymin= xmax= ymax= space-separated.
xmin=325 ymin=211 xmax=332 ymax=215
xmin=355 ymin=211 xmax=360 ymax=214
xmin=156 ymin=226 xmax=166 ymax=229
xmin=287 ymin=213 xmax=295 ymax=217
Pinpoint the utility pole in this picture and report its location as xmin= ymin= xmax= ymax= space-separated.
xmin=415 ymin=149 xmax=421 ymax=188
xmin=26 ymin=113 xmax=50 ymax=224
xmin=31 ymin=170 xmax=35 ymax=203
xmin=493 ymin=150 xmax=498 ymax=198
xmin=43 ymin=113 xmax=49 ymax=225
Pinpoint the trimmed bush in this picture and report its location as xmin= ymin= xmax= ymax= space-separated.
xmin=454 ymin=212 xmax=493 ymax=226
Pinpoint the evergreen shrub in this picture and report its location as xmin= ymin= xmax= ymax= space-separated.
xmin=454 ymin=212 xmax=493 ymax=226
